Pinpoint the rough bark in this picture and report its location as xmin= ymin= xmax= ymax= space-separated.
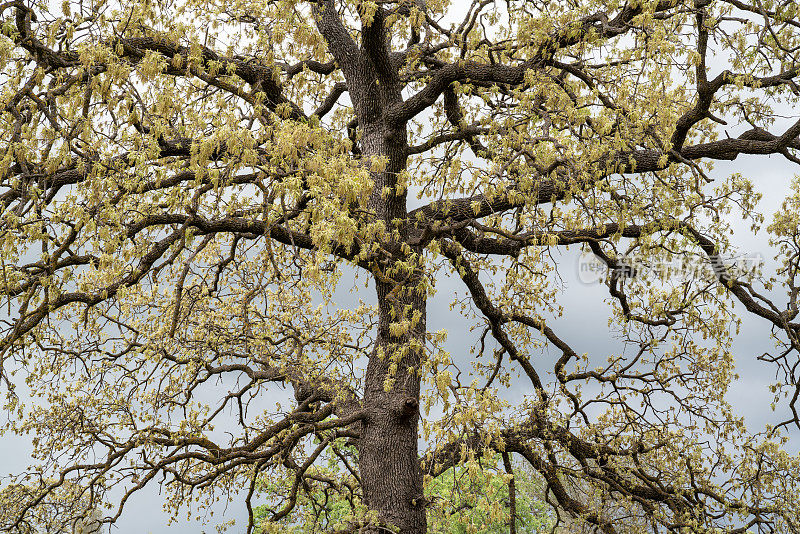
xmin=357 ymin=98 xmax=427 ymax=534
xmin=360 ymin=277 xmax=427 ymax=533
xmin=330 ymin=8 xmax=427 ymax=529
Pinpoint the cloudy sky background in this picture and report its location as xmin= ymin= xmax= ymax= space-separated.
xmin=2 ymin=153 xmax=794 ymax=534
xmin=4 ymin=4 xmax=800 ymax=532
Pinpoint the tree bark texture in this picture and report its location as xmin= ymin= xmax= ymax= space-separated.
xmin=324 ymin=9 xmax=427 ymax=529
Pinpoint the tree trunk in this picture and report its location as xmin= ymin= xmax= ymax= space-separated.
xmin=358 ymin=118 xmax=427 ymax=532
xmin=360 ymin=278 xmax=427 ymax=533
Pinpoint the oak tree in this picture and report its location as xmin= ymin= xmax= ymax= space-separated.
xmin=2 ymin=0 xmax=800 ymax=532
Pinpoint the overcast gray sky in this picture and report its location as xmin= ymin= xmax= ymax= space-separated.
xmin=4 ymin=4 xmax=800 ymax=532
xmin=2 ymin=151 xmax=794 ymax=533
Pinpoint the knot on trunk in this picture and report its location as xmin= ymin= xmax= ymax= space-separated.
xmin=392 ymin=396 xmax=419 ymax=420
